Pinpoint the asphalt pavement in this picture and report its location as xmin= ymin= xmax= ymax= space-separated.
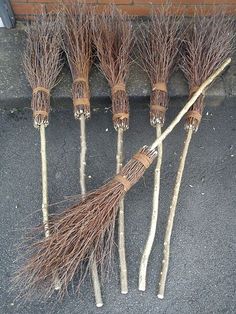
xmin=0 ymin=98 xmax=235 ymax=314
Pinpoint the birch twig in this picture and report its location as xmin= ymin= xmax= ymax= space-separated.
xmin=116 ymin=128 xmax=128 ymax=294
xmin=158 ymin=127 xmax=193 ymax=299
xmin=139 ymin=124 xmax=163 ymax=291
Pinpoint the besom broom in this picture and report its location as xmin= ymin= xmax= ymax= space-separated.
xmin=157 ymin=11 xmax=235 ymax=299
xmin=14 ymin=58 xmax=230 ymax=299
xmin=93 ymin=5 xmax=134 ymax=294
xmin=22 ymin=12 xmax=63 ymax=290
xmin=62 ymin=3 xmax=103 ymax=307
xmin=137 ymin=6 xmax=183 ymax=291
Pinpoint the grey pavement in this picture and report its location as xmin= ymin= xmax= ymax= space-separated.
xmin=0 ymin=97 xmax=235 ymax=314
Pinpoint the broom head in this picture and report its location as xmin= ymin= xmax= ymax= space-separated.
xmin=181 ymin=10 xmax=235 ymax=132
xmin=62 ymin=3 xmax=93 ymax=120
xmin=93 ymin=5 xmax=134 ymax=131
xmin=14 ymin=146 xmax=157 ymax=300
xmin=23 ymin=13 xmax=62 ymax=128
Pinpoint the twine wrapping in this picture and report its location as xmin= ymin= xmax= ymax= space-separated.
xmin=112 ymin=82 xmax=126 ymax=95
xmin=112 ymin=112 xmax=129 ymax=121
xmin=32 ymin=87 xmax=50 ymax=95
xmin=133 ymin=152 xmax=153 ymax=169
xmin=185 ymin=110 xmax=202 ymax=123
xmin=150 ymin=104 xmax=167 ymax=113
xmin=33 ymin=110 xmax=48 ymax=118
xmin=152 ymin=82 xmax=167 ymax=93
xmin=114 ymin=175 xmax=132 ymax=192
xmin=73 ymin=98 xmax=90 ymax=107
xmin=186 ymin=85 xmax=203 ymax=124
xmin=73 ymin=77 xmax=88 ymax=84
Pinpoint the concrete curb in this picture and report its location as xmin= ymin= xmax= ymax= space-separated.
xmin=0 ymin=24 xmax=236 ymax=111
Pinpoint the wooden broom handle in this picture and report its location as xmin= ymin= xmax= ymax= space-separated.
xmin=150 ymin=58 xmax=231 ymax=150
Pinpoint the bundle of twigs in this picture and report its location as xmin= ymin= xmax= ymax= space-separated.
xmin=62 ymin=3 xmax=103 ymax=307
xmin=22 ymin=11 xmax=63 ymax=293
xmin=137 ymin=6 xmax=183 ymax=291
xmin=23 ymin=13 xmax=62 ymax=245
xmin=157 ymin=12 xmax=235 ymax=299
xmin=14 ymin=58 xmax=230 ymax=300
xmin=93 ymin=5 xmax=134 ymax=294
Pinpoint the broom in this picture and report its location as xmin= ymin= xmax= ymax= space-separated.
xmin=93 ymin=5 xmax=134 ymax=294
xmin=14 ymin=58 xmax=230 ymax=300
xmin=157 ymin=12 xmax=235 ymax=299
xmin=62 ymin=3 xmax=103 ymax=307
xmin=22 ymin=12 xmax=62 ymax=289
xmin=137 ymin=6 xmax=183 ymax=291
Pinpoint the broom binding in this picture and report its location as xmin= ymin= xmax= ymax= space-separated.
xmin=133 ymin=151 xmax=154 ymax=169
xmin=152 ymin=82 xmax=167 ymax=93
xmin=150 ymin=89 xmax=168 ymax=127
xmin=114 ymin=175 xmax=132 ymax=192
xmin=32 ymin=87 xmax=50 ymax=95
xmin=112 ymin=90 xmax=129 ymax=131
xmin=31 ymin=90 xmax=50 ymax=128
xmin=72 ymin=79 xmax=91 ymax=119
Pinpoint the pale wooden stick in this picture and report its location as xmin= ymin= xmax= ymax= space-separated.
xmin=158 ymin=128 xmax=193 ymax=299
xmin=40 ymin=124 xmax=49 ymax=238
xmin=139 ymin=124 xmax=163 ymax=291
xmin=79 ymin=115 xmax=87 ymax=197
xmin=116 ymin=128 xmax=128 ymax=294
xmin=150 ymin=58 xmax=231 ymax=151
xmin=79 ymin=114 xmax=103 ymax=307
xmin=90 ymin=252 xmax=103 ymax=308
xmin=40 ymin=124 xmax=61 ymax=290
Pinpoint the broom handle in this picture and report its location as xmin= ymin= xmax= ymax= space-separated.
xmin=139 ymin=124 xmax=162 ymax=291
xmin=116 ymin=128 xmax=128 ymax=294
xmin=79 ymin=115 xmax=103 ymax=307
xmin=40 ymin=124 xmax=49 ymax=238
xmin=150 ymin=58 xmax=231 ymax=151
xmin=40 ymin=124 xmax=61 ymax=290
xmin=158 ymin=128 xmax=193 ymax=299
xmin=80 ymin=115 xmax=87 ymax=196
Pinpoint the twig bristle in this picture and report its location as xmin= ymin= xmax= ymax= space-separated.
xmin=62 ymin=3 xmax=93 ymax=120
xmin=137 ymin=5 xmax=183 ymax=126
xmin=93 ymin=5 xmax=134 ymax=131
xmin=23 ymin=12 xmax=63 ymax=128
xmin=181 ymin=10 xmax=235 ymax=131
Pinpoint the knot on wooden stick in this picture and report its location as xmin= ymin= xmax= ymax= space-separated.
xmin=133 ymin=152 xmax=153 ymax=169
xmin=114 ymin=175 xmax=132 ymax=192
xmin=112 ymin=112 xmax=129 ymax=121
xmin=32 ymin=87 xmax=50 ymax=96
xmin=112 ymin=82 xmax=126 ymax=95
xmin=185 ymin=110 xmax=202 ymax=123
xmin=152 ymin=82 xmax=167 ymax=93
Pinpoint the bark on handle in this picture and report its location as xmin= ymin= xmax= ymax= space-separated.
xmin=40 ymin=124 xmax=49 ymax=238
xmin=139 ymin=124 xmax=163 ymax=291
xmin=79 ymin=115 xmax=103 ymax=307
xmin=158 ymin=128 xmax=193 ymax=299
xmin=116 ymin=128 xmax=128 ymax=294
